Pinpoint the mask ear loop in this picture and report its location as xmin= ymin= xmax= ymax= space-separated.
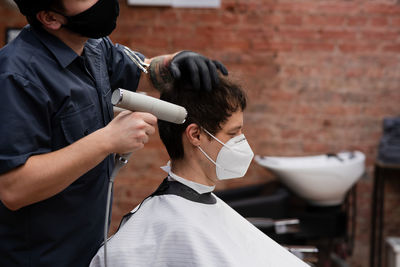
xmin=198 ymin=145 xmax=243 ymax=175
xmin=202 ymin=127 xmax=228 ymax=148
xmin=197 ymin=145 xmax=224 ymax=170
xmin=198 ymin=127 xmax=226 ymax=170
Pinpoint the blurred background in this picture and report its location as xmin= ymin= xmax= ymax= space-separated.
xmin=1 ymin=0 xmax=399 ymax=266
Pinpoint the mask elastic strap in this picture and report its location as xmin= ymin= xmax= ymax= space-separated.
xmin=197 ymin=146 xmax=224 ymax=169
xmin=202 ymin=128 xmax=227 ymax=147
xmin=198 ymin=146 xmax=242 ymax=175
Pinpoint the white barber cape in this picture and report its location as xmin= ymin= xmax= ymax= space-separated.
xmin=90 ymin=172 xmax=308 ymax=267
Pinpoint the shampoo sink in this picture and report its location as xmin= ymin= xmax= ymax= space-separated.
xmin=254 ymin=151 xmax=366 ymax=206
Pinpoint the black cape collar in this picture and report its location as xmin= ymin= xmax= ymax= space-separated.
xmin=117 ymin=178 xmax=217 ymax=231
xmin=151 ymin=177 xmax=217 ymax=205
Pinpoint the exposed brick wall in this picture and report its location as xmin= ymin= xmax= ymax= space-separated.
xmin=1 ymin=0 xmax=400 ymax=266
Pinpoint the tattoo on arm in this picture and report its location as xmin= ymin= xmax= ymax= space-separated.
xmin=149 ymin=56 xmax=174 ymax=92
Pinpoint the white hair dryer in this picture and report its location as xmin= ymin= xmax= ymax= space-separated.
xmin=111 ymin=88 xmax=187 ymax=124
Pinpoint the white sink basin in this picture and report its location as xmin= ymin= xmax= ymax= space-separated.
xmin=254 ymin=151 xmax=366 ymax=206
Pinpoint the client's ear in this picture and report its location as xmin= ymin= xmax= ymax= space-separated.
xmin=185 ymin=123 xmax=202 ymax=146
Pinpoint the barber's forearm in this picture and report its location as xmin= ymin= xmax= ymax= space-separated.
xmin=140 ymin=55 xmax=175 ymax=92
xmin=0 ymin=128 xmax=112 ymax=211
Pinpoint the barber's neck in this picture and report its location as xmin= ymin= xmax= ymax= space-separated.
xmin=171 ymin=159 xmax=217 ymax=187
xmin=44 ymin=27 xmax=87 ymax=55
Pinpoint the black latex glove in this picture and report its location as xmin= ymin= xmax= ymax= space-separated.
xmin=169 ymin=51 xmax=229 ymax=91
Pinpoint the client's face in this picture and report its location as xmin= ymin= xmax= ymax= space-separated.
xmin=214 ymin=111 xmax=244 ymax=144
xmin=200 ymin=110 xmax=244 ymax=182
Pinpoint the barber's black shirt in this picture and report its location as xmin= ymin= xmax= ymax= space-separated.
xmin=0 ymin=25 xmax=144 ymax=267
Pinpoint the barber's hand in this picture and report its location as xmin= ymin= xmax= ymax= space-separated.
xmin=169 ymin=51 xmax=228 ymax=91
xmin=104 ymin=111 xmax=157 ymax=154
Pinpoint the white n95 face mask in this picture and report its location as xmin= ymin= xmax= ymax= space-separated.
xmin=198 ymin=128 xmax=254 ymax=180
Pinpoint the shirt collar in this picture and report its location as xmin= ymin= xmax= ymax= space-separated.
xmin=30 ymin=25 xmax=79 ymax=68
xmin=161 ymin=162 xmax=215 ymax=194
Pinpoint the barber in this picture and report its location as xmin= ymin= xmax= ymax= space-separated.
xmin=0 ymin=0 xmax=228 ymax=266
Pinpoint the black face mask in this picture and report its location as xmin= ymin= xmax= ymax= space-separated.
xmin=58 ymin=0 xmax=119 ymax=39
